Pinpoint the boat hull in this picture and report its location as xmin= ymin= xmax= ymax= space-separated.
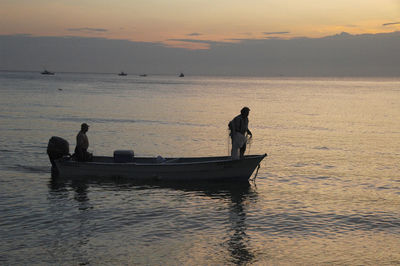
xmin=54 ymin=154 xmax=267 ymax=181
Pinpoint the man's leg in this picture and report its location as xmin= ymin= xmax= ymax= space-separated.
xmin=84 ymin=151 xmax=93 ymax=161
xmin=240 ymin=143 xmax=246 ymax=158
xmin=231 ymin=139 xmax=240 ymax=160
xmin=75 ymin=148 xmax=83 ymax=161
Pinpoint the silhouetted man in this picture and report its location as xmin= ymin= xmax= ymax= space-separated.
xmin=229 ymin=107 xmax=252 ymax=159
xmin=74 ymin=123 xmax=92 ymax=161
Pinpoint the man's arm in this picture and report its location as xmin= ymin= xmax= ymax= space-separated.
xmin=230 ymin=117 xmax=238 ymax=135
xmin=247 ymin=129 xmax=252 ymax=137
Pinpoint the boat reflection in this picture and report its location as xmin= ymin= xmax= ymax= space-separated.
xmin=48 ymin=175 xmax=258 ymax=264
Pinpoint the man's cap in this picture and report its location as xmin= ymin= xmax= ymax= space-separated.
xmin=241 ymin=107 xmax=250 ymax=113
xmin=81 ymin=123 xmax=89 ymax=128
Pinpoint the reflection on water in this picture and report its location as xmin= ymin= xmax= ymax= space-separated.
xmin=2 ymin=73 xmax=400 ymax=264
xmin=47 ymin=177 xmax=92 ymax=265
xmin=226 ymin=183 xmax=255 ymax=265
xmin=48 ymin=175 xmax=258 ymax=265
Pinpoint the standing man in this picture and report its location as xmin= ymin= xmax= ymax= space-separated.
xmin=74 ymin=123 xmax=92 ymax=161
xmin=229 ymin=107 xmax=252 ymax=159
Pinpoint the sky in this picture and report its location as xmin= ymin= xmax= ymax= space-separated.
xmin=1 ymin=0 xmax=399 ymax=48
xmin=1 ymin=0 xmax=399 ymax=75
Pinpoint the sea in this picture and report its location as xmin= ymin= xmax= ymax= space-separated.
xmin=0 ymin=71 xmax=399 ymax=265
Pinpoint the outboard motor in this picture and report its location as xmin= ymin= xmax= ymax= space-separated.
xmin=47 ymin=136 xmax=70 ymax=167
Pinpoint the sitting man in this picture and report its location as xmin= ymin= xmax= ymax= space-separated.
xmin=74 ymin=123 xmax=92 ymax=162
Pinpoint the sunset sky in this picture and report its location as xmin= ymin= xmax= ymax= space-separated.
xmin=1 ymin=0 xmax=399 ymax=49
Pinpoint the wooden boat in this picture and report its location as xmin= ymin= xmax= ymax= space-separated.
xmin=118 ymin=71 xmax=127 ymax=76
xmin=54 ymin=153 xmax=267 ymax=181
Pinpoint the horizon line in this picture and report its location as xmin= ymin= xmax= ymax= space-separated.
xmin=1 ymin=69 xmax=399 ymax=79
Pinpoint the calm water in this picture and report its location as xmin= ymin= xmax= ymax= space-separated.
xmin=0 ymin=72 xmax=399 ymax=265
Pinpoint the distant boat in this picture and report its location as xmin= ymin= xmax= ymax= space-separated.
xmin=139 ymin=74 xmax=147 ymax=77
xmin=118 ymin=71 xmax=127 ymax=76
xmin=179 ymin=73 xmax=184 ymax=77
xmin=41 ymin=69 xmax=55 ymax=75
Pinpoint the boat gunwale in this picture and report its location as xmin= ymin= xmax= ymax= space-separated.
xmin=57 ymin=153 xmax=267 ymax=167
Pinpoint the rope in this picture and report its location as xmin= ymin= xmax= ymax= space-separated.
xmin=250 ymin=163 xmax=261 ymax=183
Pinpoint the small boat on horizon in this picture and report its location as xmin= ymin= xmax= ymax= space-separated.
xmin=41 ymin=69 xmax=55 ymax=75
xmin=139 ymin=74 xmax=147 ymax=77
xmin=179 ymin=73 xmax=184 ymax=77
xmin=118 ymin=71 xmax=127 ymax=76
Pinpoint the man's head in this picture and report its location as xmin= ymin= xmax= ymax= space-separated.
xmin=81 ymin=123 xmax=89 ymax=132
xmin=240 ymin=107 xmax=250 ymax=118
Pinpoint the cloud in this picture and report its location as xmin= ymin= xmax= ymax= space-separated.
xmin=67 ymin=27 xmax=108 ymax=33
xmin=2 ymin=31 xmax=400 ymax=76
xmin=10 ymin=33 xmax=32 ymax=37
xmin=263 ymin=31 xmax=290 ymax=35
xmin=186 ymin=33 xmax=202 ymax=36
xmin=382 ymin=22 xmax=400 ymax=26
xmin=168 ymin=38 xmax=226 ymax=45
